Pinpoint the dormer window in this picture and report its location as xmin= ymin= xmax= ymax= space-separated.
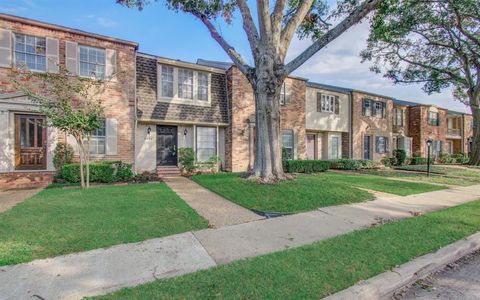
xmin=79 ymin=45 xmax=106 ymax=79
xmin=14 ymin=33 xmax=46 ymax=72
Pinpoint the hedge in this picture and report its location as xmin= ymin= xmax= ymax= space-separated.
xmin=59 ymin=161 xmax=133 ymax=183
xmin=410 ymin=157 xmax=428 ymax=165
xmin=330 ymin=159 xmax=376 ymax=170
xmin=285 ymin=160 xmax=331 ymax=173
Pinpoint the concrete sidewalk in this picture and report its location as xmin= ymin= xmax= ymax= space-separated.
xmin=1 ymin=184 xmax=479 ymax=299
xmin=163 ymin=176 xmax=263 ymax=228
xmin=0 ymin=188 xmax=41 ymax=213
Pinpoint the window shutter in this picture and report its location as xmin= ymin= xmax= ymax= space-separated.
xmin=382 ymin=102 xmax=386 ymax=118
xmin=293 ymin=131 xmax=298 ymax=159
xmin=385 ymin=137 xmax=389 ymax=153
xmin=46 ymin=37 xmax=59 ymax=73
xmin=375 ymin=137 xmax=380 ymax=153
xmin=362 ymin=99 xmax=366 ymax=116
xmin=106 ymin=118 xmax=118 ymax=155
xmin=372 ymin=101 xmax=378 ymax=117
xmin=66 ymin=134 xmax=79 ymax=155
xmin=106 ymin=49 xmax=117 ymax=79
xmin=65 ymin=41 xmax=78 ymax=75
xmin=285 ymin=84 xmax=291 ymax=104
xmin=0 ymin=29 xmax=12 ymax=67
xmin=317 ymin=93 xmax=322 ymax=112
xmin=334 ymin=96 xmax=340 ymax=114
xmin=437 ymin=113 xmax=441 ymax=126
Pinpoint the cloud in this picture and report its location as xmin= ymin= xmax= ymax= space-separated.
xmin=81 ymin=14 xmax=118 ymax=28
xmin=286 ymin=21 xmax=469 ymax=113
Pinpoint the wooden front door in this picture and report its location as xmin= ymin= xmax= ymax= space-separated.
xmin=15 ymin=114 xmax=47 ymax=170
xmin=156 ymin=125 xmax=178 ymax=166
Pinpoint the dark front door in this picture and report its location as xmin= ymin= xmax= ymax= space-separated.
xmin=364 ymin=135 xmax=372 ymax=160
xmin=157 ymin=125 xmax=178 ymax=166
xmin=15 ymin=114 xmax=47 ymax=170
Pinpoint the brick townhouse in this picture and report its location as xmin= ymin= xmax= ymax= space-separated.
xmin=393 ymin=100 xmax=473 ymax=158
xmin=0 ymin=13 xmax=137 ymax=189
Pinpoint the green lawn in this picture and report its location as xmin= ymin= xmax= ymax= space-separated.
xmin=92 ymin=200 xmax=480 ymax=300
xmin=192 ymin=172 xmax=445 ymax=213
xmin=396 ymin=165 xmax=480 ymax=179
xmin=0 ymin=183 xmax=208 ymax=266
xmin=359 ymin=169 xmax=479 ymax=186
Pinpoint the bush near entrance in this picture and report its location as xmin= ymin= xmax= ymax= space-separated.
xmin=58 ymin=161 xmax=133 ymax=183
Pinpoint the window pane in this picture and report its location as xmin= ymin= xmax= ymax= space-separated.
xmin=161 ymin=66 xmax=174 ymax=98
xmin=178 ymin=69 xmax=193 ymax=99
xmin=20 ymin=118 xmax=26 ymax=147
xmin=37 ymin=119 xmax=43 ymax=147
xmin=282 ymin=130 xmax=294 ymax=150
xmin=198 ymin=72 xmax=209 ymax=101
xmin=14 ymin=34 xmax=46 ymax=72
xmin=28 ymin=119 xmax=35 ymax=147
xmin=196 ymin=127 xmax=216 ymax=162
xmin=79 ymin=45 xmax=106 ymax=78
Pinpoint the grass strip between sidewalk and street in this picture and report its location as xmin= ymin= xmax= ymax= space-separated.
xmin=0 ymin=183 xmax=208 ymax=266
xmin=92 ymin=200 xmax=480 ymax=300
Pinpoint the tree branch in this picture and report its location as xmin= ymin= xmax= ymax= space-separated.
xmin=285 ymin=0 xmax=384 ymax=74
xmin=192 ymin=12 xmax=251 ymax=75
xmin=257 ymin=0 xmax=272 ymax=42
xmin=280 ymin=0 xmax=314 ymax=59
xmin=271 ymin=0 xmax=288 ymax=47
xmin=236 ymin=0 xmax=261 ymax=59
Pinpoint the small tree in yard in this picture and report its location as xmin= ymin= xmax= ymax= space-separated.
xmin=117 ymin=0 xmax=385 ymax=183
xmin=361 ymin=0 xmax=480 ymax=165
xmin=14 ymin=67 xmax=106 ymax=188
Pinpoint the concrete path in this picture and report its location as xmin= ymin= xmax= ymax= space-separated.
xmin=163 ymin=176 xmax=263 ymax=228
xmin=401 ymin=250 xmax=480 ymax=300
xmin=0 ymin=188 xmax=42 ymax=213
xmin=1 ymin=184 xmax=479 ymax=299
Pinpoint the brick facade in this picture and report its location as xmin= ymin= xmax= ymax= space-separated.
xmin=0 ymin=14 xmax=137 ymax=187
xmin=408 ymin=105 xmax=447 ymax=157
xmin=351 ymin=91 xmax=393 ymax=161
xmin=225 ymin=67 xmax=307 ymax=172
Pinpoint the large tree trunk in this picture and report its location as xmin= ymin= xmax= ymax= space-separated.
xmin=469 ymin=104 xmax=480 ymax=166
xmin=251 ymin=61 xmax=287 ymax=183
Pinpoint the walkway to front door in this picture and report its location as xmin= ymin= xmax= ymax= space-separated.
xmin=157 ymin=125 xmax=178 ymax=166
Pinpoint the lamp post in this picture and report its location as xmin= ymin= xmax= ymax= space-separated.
xmin=426 ymin=139 xmax=433 ymax=177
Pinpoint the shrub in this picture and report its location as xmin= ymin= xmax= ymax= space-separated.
xmin=207 ymin=155 xmax=222 ymax=173
xmin=132 ymin=171 xmax=160 ymax=183
xmin=410 ymin=156 xmax=428 ymax=165
xmin=393 ymin=149 xmax=407 ymax=166
xmin=381 ymin=157 xmax=394 ymax=167
xmin=179 ymin=147 xmax=196 ymax=173
xmin=59 ymin=161 xmax=133 ymax=183
xmin=330 ymin=159 xmax=362 ymax=170
xmin=440 ymin=153 xmax=454 ymax=164
xmin=285 ymin=160 xmax=330 ymax=173
xmin=359 ymin=159 xmax=377 ymax=169
xmin=53 ymin=142 xmax=74 ymax=170
xmin=452 ymin=153 xmax=470 ymax=164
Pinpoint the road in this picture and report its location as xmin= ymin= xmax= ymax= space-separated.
xmin=399 ymin=251 xmax=480 ymax=300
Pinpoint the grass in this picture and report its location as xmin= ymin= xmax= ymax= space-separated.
xmin=359 ymin=169 xmax=479 ymax=186
xmin=396 ymin=165 xmax=480 ymax=179
xmin=192 ymin=172 xmax=445 ymax=213
xmin=92 ymin=199 xmax=480 ymax=300
xmin=0 ymin=183 xmax=208 ymax=266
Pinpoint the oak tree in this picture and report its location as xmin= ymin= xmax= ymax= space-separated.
xmin=118 ymin=0 xmax=384 ymax=182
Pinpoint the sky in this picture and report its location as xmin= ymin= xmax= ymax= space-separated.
xmin=0 ymin=0 xmax=470 ymax=113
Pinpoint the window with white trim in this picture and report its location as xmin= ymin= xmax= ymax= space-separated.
xmin=178 ymin=69 xmax=193 ymax=99
xmin=90 ymin=119 xmax=106 ymax=155
xmin=14 ymin=33 xmax=46 ymax=72
xmin=331 ymin=136 xmax=339 ymax=159
xmin=79 ymin=45 xmax=105 ymax=79
xmin=197 ymin=72 xmax=209 ymax=101
xmin=321 ymin=94 xmax=335 ymax=113
xmin=196 ymin=127 xmax=216 ymax=162
xmin=374 ymin=102 xmax=383 ymax=118
xmin=363 ymin=99 xmax=372 ymax=116
xmin=375 ymin=136 xmax=388 ymax=154
xmin=393 ymin=108 xmax=404 ymax=126
xmin=282 ymin=130 xmax=294 ymax=160
xmin=161 ymin=65 xmax=174 ymax=97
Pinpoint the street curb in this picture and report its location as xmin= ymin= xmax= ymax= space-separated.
xmin=323 ymin=231 xmax=480 ymax=300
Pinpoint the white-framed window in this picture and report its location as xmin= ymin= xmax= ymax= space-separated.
xmin=331 ymin=136 xmax=339 ymax=159
xmin=393 ymin=108 xmax=404 ymax=126
xmin=374 ymin=102 xmax=383 ymax=118
xmin=161 ymin=65 xmax=174 ymax=97
xmin=196 ymin=127 xmax=217 ymax=162
xmin=197 ymin=72 xmax=209 ymax=101
xmin=363 ymin=99 xmax=372 ymax=116
xmin=178 ymin=68 xmax=194 ymax=99
xmin=14 ymin=33 xmax=46 ymax=72
xmin=90 ymin=119 xmax=106 ymax=155
xmin=280 ymin=83 xmax=291 ymax=106
xmin=282 ymin=130 xmax=294 ymax=160
xmin=428 ymin=111 xmax=440 ymax=126
xmin=375 ymin=136 xmax=388 ymax=154
xmin=79 ymin=45 xmax=106 ymax=79
xmin=321 ymin=94 xmax=335 ymax=113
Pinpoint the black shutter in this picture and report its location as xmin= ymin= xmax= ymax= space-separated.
xmin=385 ymin=137 xmax=389 ymax=153
xmin=382 ymin=102 xmax=387 ymax=118
xmin=437 ymin=113 xmax=441 ymax=126
xmin=334 ymin=96 xmax=340 ymax=114
xmin=375 ymin=137 xmax=380 ymax=153
xmin=317 ymin=93 xmax=322 ymax=112
xmin=362 ymin=99 xmax=366 ymax=116
xmin=372 ymin=101 xmax=377 ymax=117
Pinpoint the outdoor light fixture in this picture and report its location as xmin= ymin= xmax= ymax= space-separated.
xmin=184 ymin=128 xmax=188 ymax=136
xmin=147 ymin=127 xmax=151 ymax=135
xmin=426 ymin=139 xmax=433 ymax=177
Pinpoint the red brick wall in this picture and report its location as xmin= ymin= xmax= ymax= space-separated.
xmin=0 ymin=17 xmax=137 ymax=164
xmin=225 ymin=67 xmax=307 ymax=172
xmin=463 ymin=114 xmax=474 ymax=154
xmin=409 ymin=105 xmax=447 ymax=157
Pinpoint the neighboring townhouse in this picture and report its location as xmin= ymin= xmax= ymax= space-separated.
xmin=135 ymin=54 xmax=228 ymax=174
xmin=392 ymin=99 xmax=414 ymax=157
xmin=0 ymin=13 xmax=138 ymax=189
xmin=351 ymin=91 xmax=393 ymax=161
xmin=305 ymin=82 xmax=351 ymax=160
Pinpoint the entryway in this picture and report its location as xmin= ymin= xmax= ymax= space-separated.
xmin=156 ymin=125 xmax=178 ymax=166
xmin=307 ymin=134 xmax=316 ymax=160
xmin=15 ymin=114 xmax=47 ymax=170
